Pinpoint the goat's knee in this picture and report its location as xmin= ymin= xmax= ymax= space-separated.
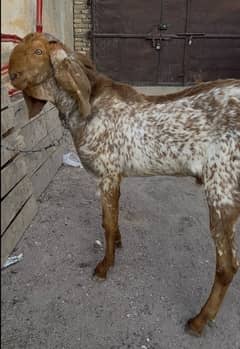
xmin=216 ymin=265 xmax=238 ymax=286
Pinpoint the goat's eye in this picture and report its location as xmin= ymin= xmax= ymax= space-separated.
xmin=34 ymin=48 xmax=43 ymax=55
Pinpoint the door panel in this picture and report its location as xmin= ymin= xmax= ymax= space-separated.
xmin=94 ymin=0 xmax=162 ymax=34
xmin=187 ymin=38 xmax=240 ymax=82
xmin=92 ymin=0 xmax=163 ymax=84
xmin=161 ymin=0 xmax=187 ymax=33
xmin=189 ymin=0 xmax=240 ymax=34
xmin=185 ymin=0 xmax=240 ymax=82
xmin=94 ymin=38 xmax=160 ymax=84
xmin=91 ymin=0 xmax=240 ymax=85
xmin=157 ymin=39 xmax=185 ymax=84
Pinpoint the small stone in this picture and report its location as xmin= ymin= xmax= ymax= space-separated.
xmin=208 ymin=319 xmax=216 ymax=328
xmin=94 ymin=239 xmax=103 ymax=248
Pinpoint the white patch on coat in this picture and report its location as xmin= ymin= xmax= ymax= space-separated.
xmin=52 ymin=48 xmax=68 ymax=63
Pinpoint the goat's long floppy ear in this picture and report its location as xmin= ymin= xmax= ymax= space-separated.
xmin=48 ymin=44 xmax=91 ymax=117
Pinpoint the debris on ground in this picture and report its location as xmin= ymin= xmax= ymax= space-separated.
xmin=2 ymin=253 xmax=23 ymax=269
xmin=63 ymin=152 xmax=83 ymax=168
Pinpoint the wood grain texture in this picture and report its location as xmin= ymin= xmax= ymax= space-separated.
xmin=1 ymin=176 xmax=33 ymax=235
xmin=31 ymin=146 xmax=63 ymax=198
xmin=20 ymin=113 xmax=48 ymax=149
xmin=1 ymin=107 xmax=16 ymax=136
xmin=25 ymin=126 xmax=63 ymax=176
xmin=1 ymin=154 xmax=27 ymax=198
xmin=1 ymin=130 xmax=25 ymax=168
xmin=1 ymin=195 xmax=38 ymax=266
xmin=1 ymin=95 xmax=63 ymax=263
xmin=1 ymin=86 xmax=9 ymax=110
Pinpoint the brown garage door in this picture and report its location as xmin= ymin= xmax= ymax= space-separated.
xmin=90 ymin=0 xmax=240 ymax=85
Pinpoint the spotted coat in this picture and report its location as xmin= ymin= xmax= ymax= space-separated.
xmin=52 ymin=77 xmax=240 ymax=212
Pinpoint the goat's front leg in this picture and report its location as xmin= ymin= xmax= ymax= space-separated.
xmin=94 ymin=176 xmax=121 ymax=279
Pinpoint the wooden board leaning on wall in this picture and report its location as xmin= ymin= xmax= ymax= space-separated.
xmin=1 ymin=85 xmax=63 ymax=266
xmin=1 ymin=86 xmax=38 ymax=266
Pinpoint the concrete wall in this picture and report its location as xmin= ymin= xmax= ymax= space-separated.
xmin=1 ymin=0 xmax=74 ymax=63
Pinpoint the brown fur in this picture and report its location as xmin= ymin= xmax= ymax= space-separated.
xmin=95 ymin=176 xmax=122 ymax=279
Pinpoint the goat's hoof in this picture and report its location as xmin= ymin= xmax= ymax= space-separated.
xmin=185 ymin=318 xmax=203 ymax=337
xmin=93 ymin=261 xmax=109 ymax=280
xmin=92 ymin=272 xmax=106 ymax=281
xmin=115 ymin=240 xmax=122 ymax=248
xmin=93 ymin=267 xmax=107 ymax=280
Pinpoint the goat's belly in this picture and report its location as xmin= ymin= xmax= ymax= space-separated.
xmin=122 ymin=153 xmax=199 ymax=178
xmin=78 ymin=139 xmax=205 ymax=179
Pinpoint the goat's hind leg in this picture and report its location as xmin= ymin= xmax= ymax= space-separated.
xmin=94 ymin=176 xmax=121 ymax=279
xmin=187 ymin=205 xmax=239 ymax=335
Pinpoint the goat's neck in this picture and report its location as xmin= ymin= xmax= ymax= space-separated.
xmin=56 ymin=98 xmax=87 ymax=138
xmin=43 ymin=77 xmax=86 ymax=135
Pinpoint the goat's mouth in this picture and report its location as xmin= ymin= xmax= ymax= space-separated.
xmin=23 ymin=92 xmax=47 ymax=119
xmin=23 ymin=81 xmax=56 ymax=119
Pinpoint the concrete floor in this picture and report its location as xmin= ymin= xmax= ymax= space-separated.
xmin=2 ymin=165 xmax=240 ymax=349
xmin=134 ymin=86 xmax=186 ymax=95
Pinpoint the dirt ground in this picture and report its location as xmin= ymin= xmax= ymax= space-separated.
xmin=2 ymin=161 xmax=240 ymax=349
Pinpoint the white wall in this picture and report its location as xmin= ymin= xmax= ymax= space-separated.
xmin=43 ymin=1 xmax=74 ymax=47
xmin=1 ymin=0 xmax=73 ymax=63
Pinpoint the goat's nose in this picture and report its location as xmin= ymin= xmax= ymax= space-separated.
xmin=9 ymin=72 xmax=20 ymax=81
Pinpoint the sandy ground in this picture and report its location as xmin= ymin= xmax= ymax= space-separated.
xmin=2 ymin=86 xmax=240 ymax=348
xmin=2 ymin=163 xmax=240 ymax=349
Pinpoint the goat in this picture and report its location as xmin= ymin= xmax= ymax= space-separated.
xmin=8 ymin=32 xmax=240 ymax=335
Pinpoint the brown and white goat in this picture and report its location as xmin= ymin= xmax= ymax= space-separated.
xmin=8 ymin=32 xmax=240 ymax=335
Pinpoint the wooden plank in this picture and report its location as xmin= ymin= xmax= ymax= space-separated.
xmin=1 ymin=106 xmax=15 ymax=136
xmin=45 ymin=107 xmax=61 ymax=132
xmin=31 ymin=146 xmax=63 ymax=198
xmin=1 ymin=195 xmax=38 ymax=266
xmin=25 ymin=126 xmax=63 ymax=176
xmin=1 ymin=130 xmax=25 ymax=168
xmin=43 ymin=102 xmax=56 ymax=113
xmin=1 ymin=85 xmax=9 ymax=110
xmin=1 ymin=176 xmax=33 ymax=234
xmin=11 ymin=99 xmax=56 ymax=129
xmin=1 ymin=154 xmax=27 ymax=198
xmin=20 ymin=113 xmax=48 ymax=149
xmin=12 ymin=98 xmax=29 ymax=128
